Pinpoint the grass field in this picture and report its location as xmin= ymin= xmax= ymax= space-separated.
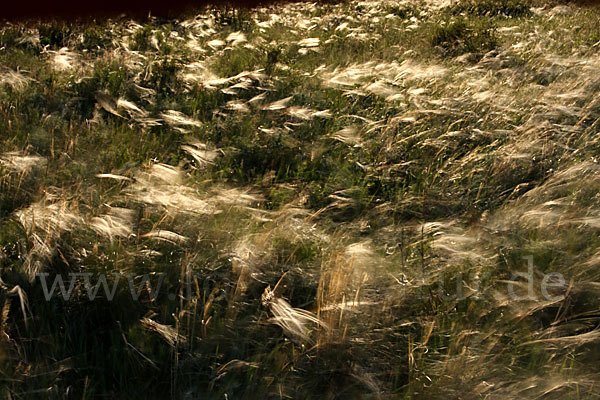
xmin=2 ymin=0 xmax=600 ymax=398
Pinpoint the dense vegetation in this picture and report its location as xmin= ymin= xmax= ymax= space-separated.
xmin=2 ymin=0 xmax=600 ymax=398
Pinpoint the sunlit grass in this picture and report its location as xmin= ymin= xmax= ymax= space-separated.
xmin=2 ymin=0 xmax=600 ymax=398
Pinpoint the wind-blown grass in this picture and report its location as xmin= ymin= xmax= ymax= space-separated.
xmin=2 ymin=0 xmax=600 ymax=398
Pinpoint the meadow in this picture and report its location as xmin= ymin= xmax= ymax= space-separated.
xmin=2 ymin=0 xmax=600 ymax=398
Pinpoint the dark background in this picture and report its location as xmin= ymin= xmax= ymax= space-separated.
xmin=1 ymin=0 xmax=277 ymax=21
